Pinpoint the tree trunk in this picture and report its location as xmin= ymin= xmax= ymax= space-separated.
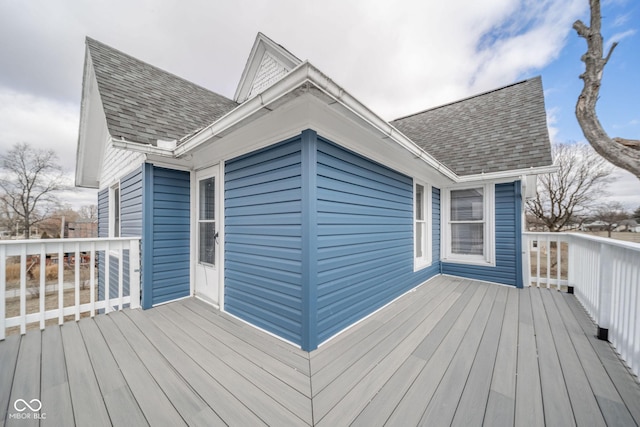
xmin=574 ymin=0 xmax=640 ymax=180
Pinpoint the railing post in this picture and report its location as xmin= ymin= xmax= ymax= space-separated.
xmin=597 ymin=243 xmax=613 ymax=341
xmin=566 ymin=235 xmax=574 ymax=294
xmin=129 ymin=239 xmax=141 ymax=309
xmin=1 ymin=245 xmax=6 ymax=340
xmin=522 ymin=234 xmax=531 ymax=287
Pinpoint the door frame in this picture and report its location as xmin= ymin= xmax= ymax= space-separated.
xmin=190 ymin=162 xmax=225 ymax=309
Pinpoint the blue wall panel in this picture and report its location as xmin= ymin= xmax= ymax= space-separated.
xmin=315 ymin=138 xmax=440 ymax=343
xmin=145 ymin=165 xmax=191 ymax=306
xmin=442 ymin=181 xmax=521 ymax=286
xmin=225 ymin=137 xmax=304 ymax=345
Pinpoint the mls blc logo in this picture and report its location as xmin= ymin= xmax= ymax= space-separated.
xmin=9 ymin=399 xmax=46 ymax=420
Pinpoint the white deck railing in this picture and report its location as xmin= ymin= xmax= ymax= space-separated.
xmin=1 ymin=237 xmax=141 ymax=340
xmin=524 ymin=232 xmax=640 ymax=377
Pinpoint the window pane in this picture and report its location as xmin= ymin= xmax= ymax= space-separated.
xmin=451 ymin=223 xmax=483 ymax=255
xmin=415 ymin=184 xmax=424 ymax=220
xmin=415 ymin=221 xmax=423 ymax=257
xmin=199 ymin=177 xmax=215 ymax=220
xmin=199 ymin=222 xmax=215 ymax=265
xmin=451 ymin=188 xmax=483 ymax=221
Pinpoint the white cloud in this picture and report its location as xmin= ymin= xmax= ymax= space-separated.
xmin=546 ymin=107 xmax=561 ymax=143
xmin=606 ymin=167 xmax=640 ymax=210
xmin=606 ymin=29 xmax=637 ymax=51
xmin=613 ymin=13 xmax=631 ymax=27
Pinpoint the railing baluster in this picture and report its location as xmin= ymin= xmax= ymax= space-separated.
xmin=556 ymin=236 xmax=561 ymax=290
xmin=58 ymin=243 xmax=64 ymax=325
xmin=105 ymin=242 xmax=111 ymax=314
xmin=118 ymin=241 xmax=124 ymax=311
xmin=90 ymin=242 xmax=96 ymax=317
xmin=40 ymin=243 xmax=46 ymax=330
xmin=129 ymin=239 xmax=140 ymax=309
xmin=75 ymin=242 xmax=80 ymax=321
xmin=19 ymin=245 xmax=26 ymax=335
xmin=536 ymin=238 xmax=541 ymax=288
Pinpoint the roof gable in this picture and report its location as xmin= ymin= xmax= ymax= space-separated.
xmin=234 ymin=33 xmax=302 ymax=103
xmin=391 ymin=77 xmax=553 ymax=176
xmin=86 ymin=37 xmax=238 ymax=146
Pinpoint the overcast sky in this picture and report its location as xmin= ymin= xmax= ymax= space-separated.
xmin=0 ymin=0 xmax=638 ymax=209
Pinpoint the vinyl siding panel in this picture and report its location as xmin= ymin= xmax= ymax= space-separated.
xmin=315 ymin=138 xmax=440 ymax=343
xmin=442 ymin=181 xmax=520 ymax=286
xmin=97 ymin=188 xmax=108 ymax=301
xmin=148 ymin=166 xmax=191 ymax=306
xmin=225 ymin=137 xmax=304 ymax=345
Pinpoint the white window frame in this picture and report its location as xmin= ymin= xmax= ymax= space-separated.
xmin=110 ymin=183 xmax=121 ymax=238
xmin=413 ymin=180 xmax=432 ymax=271
xmin=442 ymin=184 xmax=495 ymax=266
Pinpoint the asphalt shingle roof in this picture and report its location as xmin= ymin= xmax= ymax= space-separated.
xmin=391 ymin=77 xmax=553 ymax=176
xmin=87 ymin=37 xmax=238 ymax=146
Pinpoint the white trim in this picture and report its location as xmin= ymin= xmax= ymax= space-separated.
xmin=189 ymin=170 xmax=196 ymax=298
xmin=218 ymin=161 xmax=226 ymax=310
xmin=109 ymin=184 xmax=121 ymax=239
xmin=456 ymin=165 xmax=558 ymax=182
xmin=441 ymin=184 xmax=496 ymax=266
xmin=413 ymin=180 xmax=432 ymax=271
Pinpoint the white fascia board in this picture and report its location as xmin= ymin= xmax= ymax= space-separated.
xmin=455 ymin=164 xmax=559 ymax=183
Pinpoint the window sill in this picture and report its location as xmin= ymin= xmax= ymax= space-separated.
xmin=442 ymin=255 xmax=495 ymax=267
xmin=413 ymin=259 xmax=433 ymax=272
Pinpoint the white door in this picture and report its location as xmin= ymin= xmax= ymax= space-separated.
xmin=195 ymin=165 xmax=220 ymax=304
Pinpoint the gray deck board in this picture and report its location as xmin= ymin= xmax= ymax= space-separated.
xmin=419 ymin=284 xmax=500 ymax=426
xmin=1 ymin=279 xmax=640 ymax=426
xmin=6 ymin=331 xmax=40 ymax=427
xmin=93 ymin=314 xmax=187 ymax=427
xmin=385 ymin=283 xmax=489 ymax=426
xmin=563 ymin=292 xmax=640 ymax=426
xmin=78 ymin=318 xmax=149 ymax=427
xmin=40 ymin=326 xmax=74 ymax=427
xmin=541 ymin=289 xmax=606 ymax=427
xmin=316 ymin=280 xmax=467 ymax=426
xmin=61 ymin=321 xmax=111 ymax=427
xmin=0 ymin=333 xmax=21 ymax=425
xmin=514 ymin=288 xmax=545 ymax=427
xmin=352 ymin=280 xmax=475 ymax=427
xmin=155 ymin=303 xmax=313 ymax=425
xmin=125 ymin=308 xmax=262 ymax=426
xmin=178 ymin=298 xmax=312 ymax=397
xmin=483 ymin=287 xmax=519 ymax=427
xmin=450 ymin=286 xmax=508 ymax=427
xmin=529 ymin=286 xmax=576 ymax=426
xmin=109 ymin=311 xmax=224 ymax=426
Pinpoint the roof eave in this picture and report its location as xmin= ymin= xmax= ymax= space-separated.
xmin=456 ymin=164 xmax=559 ymax=183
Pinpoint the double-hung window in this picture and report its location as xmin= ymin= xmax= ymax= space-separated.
xmin=414 ymin=182 xmax=431 ymax=270
xmin=444 ymin=185 xmax=494 ymax=265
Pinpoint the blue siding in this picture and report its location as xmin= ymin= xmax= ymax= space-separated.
xmin=97 ymin=188 xmax=108 ymax=301
xmin=315 ymin=138 xmax=440 ymax=343
xmin=442 ymin=181 xmax=521 ymax=286
xmin=143 ymin=165 xmax=190 ymax=307
xmin=225 ymin=137 xmax=304 ymax=345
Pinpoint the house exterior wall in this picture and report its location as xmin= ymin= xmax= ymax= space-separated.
xmin=141 ymin=164 xmax=191 ymax=308
xmin=100 ymin=137 xmax=145 ymax=187
xmin=224 ymin=136 xmax=304 ymax=345
xmin=442 ymin=181 xmax=523 ymax=287
xmin=223 ymin=130 xmax=441 ymax=350
xmin=315 ymin=138 xmax=440 ymax=343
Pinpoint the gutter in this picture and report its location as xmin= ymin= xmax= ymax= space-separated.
xmin=456 ymin=164 xmax=559 ymax=183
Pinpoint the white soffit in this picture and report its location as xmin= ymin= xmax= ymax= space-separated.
xmin=234 ymin=32 xmax=302 ymax=103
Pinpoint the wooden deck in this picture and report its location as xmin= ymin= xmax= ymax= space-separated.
xmin=1 ymin=275 xmax=639 ymax=426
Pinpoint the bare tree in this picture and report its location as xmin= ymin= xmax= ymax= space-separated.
xmin=591 ymin=202 xmax=628 ymax=238
xmin=0 ymin=143 xmax=68 ymax=238
xmin=573 ymin=0 xmax=640 ymax=180
xmin=79 ymin=204 xmax=97 ymax=220
xmin=526 ymin=143 xmax=613 ymax=231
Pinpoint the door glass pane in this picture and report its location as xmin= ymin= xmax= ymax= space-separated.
xmin=451 ymin=223 xmax=484 ymax=255
xmin=199 ymin=222 xmax=215 ymax=265
xmin=451 ymin=188 xmax=483 ymax=221
xmin=199 ymin=177 xmax=215 ymax=220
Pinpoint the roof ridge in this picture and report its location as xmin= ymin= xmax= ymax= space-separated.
xmin=85 ymin=37 xmax=236 ymax=104
xmin=391 ymin=76 xmax=541 ymax=122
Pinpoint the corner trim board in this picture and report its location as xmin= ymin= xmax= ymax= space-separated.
xmin=301 ymin=129 xmax=318 ymax=351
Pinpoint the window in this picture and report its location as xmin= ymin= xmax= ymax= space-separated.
xmin=198 ymin=176 xmax=216 ymax=265
xmin=444 ymin=185 xmax=494 ymax=265
xmin=111 ymin=185 xmax=120 ymax=238
xmin=414 ymin=181 xmax=431 ymax=269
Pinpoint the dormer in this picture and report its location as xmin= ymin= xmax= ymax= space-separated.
xmin=234 ymin=32 xmax=302 ymax=103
